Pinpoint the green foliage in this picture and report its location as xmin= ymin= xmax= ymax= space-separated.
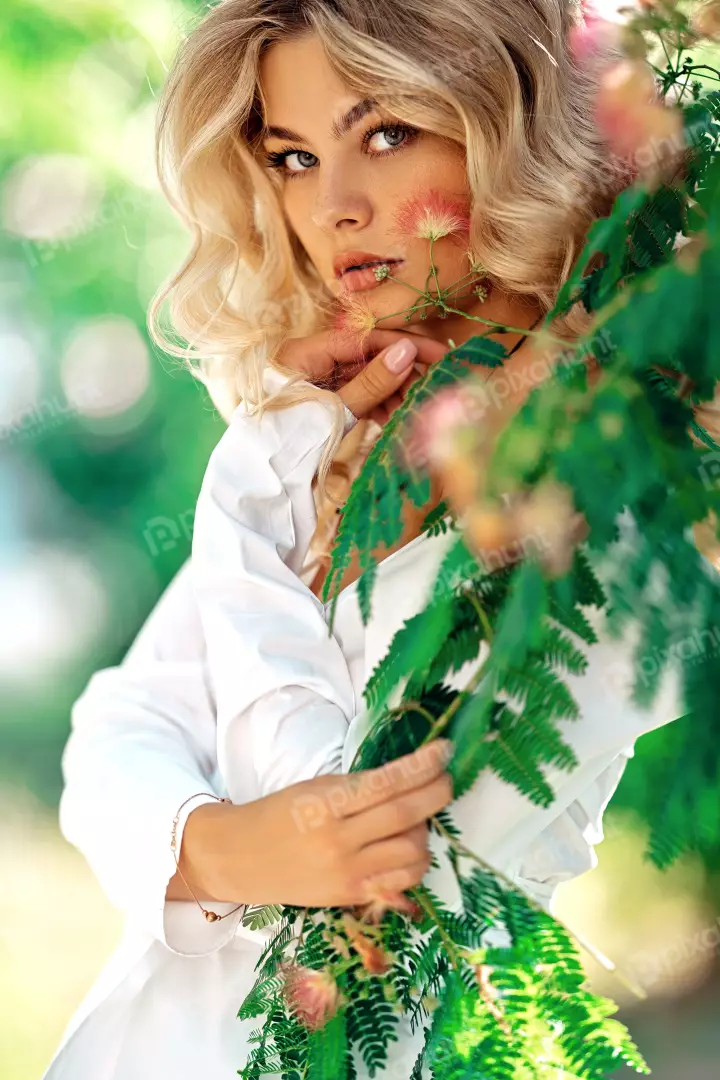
xmin=243 ymin=905 xmax=285 ymax=931
xmin=239 ymin=838 xmax=646 ymax=1080
xmin=308 ymin=1014 xmax=348 ymax=1080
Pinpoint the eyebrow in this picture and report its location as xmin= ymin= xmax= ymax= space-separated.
xmin=262 ymin=96 xmax=379 ymax=144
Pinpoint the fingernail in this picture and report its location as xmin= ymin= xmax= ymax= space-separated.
xmin=384 ymin=338 xmax=418 ymax=373
xmin=434 ymin=739 xmax=454 ymax=764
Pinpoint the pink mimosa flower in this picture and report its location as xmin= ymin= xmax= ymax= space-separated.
xmin=356 ymin=882 xmax=424 ymax=925
xmin=403 ymin=385 xmax=485 ymax=471
xmin=568 ymin=0 xmax=649 ymax=65
xmin=394 ymin=188 xmax=471 ymax=242
xmin=568 ymin=12 xmax=620 ymax=63
xmin=332 ymin=295 xmax=379 ymax=350
xmin=595 ymin=59 xmax=683 ymax=162
xmin=281 ymin=964 xmax=341 ymax=1030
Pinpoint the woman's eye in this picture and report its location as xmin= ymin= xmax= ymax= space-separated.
xmin=366 ymin=125 xmax=411 ymax=153
xmin=285 ymin=150 xmax=318 ymax=174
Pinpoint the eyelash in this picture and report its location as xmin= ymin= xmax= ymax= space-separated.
xmin=264 ymin=121 xmax=419 ymax=180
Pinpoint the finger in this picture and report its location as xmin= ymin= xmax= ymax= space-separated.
xmin=328 ymin=336 xmax=445 ymax=393
xmin=355 ymin=837 xmax=432 ymax=888
xmin=324 ymin=328 xmax=418 ymax=375
xmin=355 ymin=822 xmax=428 ymax=866
xmin=284 ymin=328 xmax=409 ymax=384
xmin=346 ymin=773 xmax=453 ymax=848
xmin=368 ymin=367 xmax=426 ymax=426
xmin=339 ymin=339 xmax=421 ymax=418
xmin=358 ymin=858 xmax=431 ymax=898
xmin=337 ymin=739 xmax=452 ymax=819
xmin=329 ymin=328 xmax=446 ymax=367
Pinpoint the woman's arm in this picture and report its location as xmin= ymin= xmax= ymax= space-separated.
xmin=59 ymin=347 xmax=434 ymax=959
xmin=59 ymin=553 xmax=454 ymax=958
xmin=58 ymin=559 xmax=245 ymax=955
xmin=192 ymin=383 xmax=358 ymax=802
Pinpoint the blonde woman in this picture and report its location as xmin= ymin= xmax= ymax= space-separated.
xmin=44 ymin=3 xmax=683 ymax=1078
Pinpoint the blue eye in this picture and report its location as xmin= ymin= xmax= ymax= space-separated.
xmin=265 ymin=148 xmax=318 ymax=176
xmin=263 ymin=121 xmax=419 ymax=180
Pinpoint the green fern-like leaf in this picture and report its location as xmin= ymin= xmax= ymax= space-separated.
xmin=345 ymin=977 xmax=399 ymax=1076
xmin=307 ymin=1013 xmax=348 ymax=1080
xmin=242 ymin=904 xmax=284 ymax=931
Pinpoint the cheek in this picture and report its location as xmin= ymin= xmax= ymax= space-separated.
xmin=282 ymin=186 xmax=317 ymax=258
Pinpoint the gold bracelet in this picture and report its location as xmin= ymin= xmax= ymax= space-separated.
xmin=170 ymin=792 xmax=245 ymax=924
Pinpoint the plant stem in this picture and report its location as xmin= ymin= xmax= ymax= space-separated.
xmin=466 ymin=590 xmax=494 ymax=643
xmin=386 ymin=701 xmax=439 ymax=728
xmin=675 ymin=71 xmax=692 ymax=106
xmin=658 ymin=34 xmax=676 ymax=80
xmin=295 ymin=908 xmax=308 ymax=953
xmin=682 ymin=65 xmax=720 ymax=83
xmin=409 ymin=885 xmax=464 ymax=974
xmin=420 ymin=652 xmax=490 ymax=745
xmin=428 ymin=236 xmax=442 ymax=299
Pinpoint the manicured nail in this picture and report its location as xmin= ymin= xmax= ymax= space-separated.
xmin=384 ymin=338 xmax=418 ymax=373
xmin=434 ymin=739 xmax=454 ymax=764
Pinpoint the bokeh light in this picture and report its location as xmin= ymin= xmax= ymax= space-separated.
xmin=2 ymin=154 xmax=104 ymax=241
xmin=0 ymin=330 xmax=41 ymax=431
xmin=60 ymin=315 xmax=153 ymax=423
xmin=0 ymin=545 xmax=107 ymax=683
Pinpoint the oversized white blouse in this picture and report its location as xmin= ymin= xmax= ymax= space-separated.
xmin=43 ymin=366 xmax=682 ymax=1080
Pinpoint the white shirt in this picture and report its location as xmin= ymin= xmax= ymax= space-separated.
xmin=43 ymin=368 xmax=681 ymax=1080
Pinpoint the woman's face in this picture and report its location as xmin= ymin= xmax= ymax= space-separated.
xmin=257 ymin=33 xmax=475 ymax=331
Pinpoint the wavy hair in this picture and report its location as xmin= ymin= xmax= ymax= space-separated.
xmin=148 ymin=0 xmax=631 ymax=496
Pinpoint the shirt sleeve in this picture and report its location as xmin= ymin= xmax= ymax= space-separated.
xmin=191 ymin=391 xmax=358 ymax=805
xmin=58 ymin=558 xmax=245 ymax=957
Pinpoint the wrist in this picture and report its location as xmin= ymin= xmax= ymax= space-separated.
xmin=178 ymin=800 xmax=239 ymax=903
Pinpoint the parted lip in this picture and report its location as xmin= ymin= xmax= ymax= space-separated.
xmin=333 ymin=250 xmax=403 ymax=278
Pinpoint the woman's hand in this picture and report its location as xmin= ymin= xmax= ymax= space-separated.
xmin=173 ymin=739 xmax=453 ymax=909
xmin=277 ymin=327 xmax=449 ymax=427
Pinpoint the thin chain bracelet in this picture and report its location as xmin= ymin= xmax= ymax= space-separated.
xmin=170 ymin=792 xmax=245 ymax=924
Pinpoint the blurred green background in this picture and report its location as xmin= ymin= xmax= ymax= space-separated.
xmin=2 ymin=2 xmax=719 ymax=1078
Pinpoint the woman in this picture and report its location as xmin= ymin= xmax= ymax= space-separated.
xmin=43 ymin=2 xmax=682 ymax=1078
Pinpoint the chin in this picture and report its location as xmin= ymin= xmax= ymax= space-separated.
xmin=368 ymin=279 xmax=442 ymax=330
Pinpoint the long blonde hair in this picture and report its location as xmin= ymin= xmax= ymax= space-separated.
xmin=148 ymin=0 xmax=632 ymax=498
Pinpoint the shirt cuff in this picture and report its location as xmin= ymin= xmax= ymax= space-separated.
xmin=162 ymin=792 xmax=246 ymax=956
xmin=342 ymin=402 xmax=358 ymax=435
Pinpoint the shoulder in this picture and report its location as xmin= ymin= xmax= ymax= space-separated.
xmin=206 ymin=391 xmax=341 ymax=492
xmin=123 ymin=558 xmax=206 ymax=666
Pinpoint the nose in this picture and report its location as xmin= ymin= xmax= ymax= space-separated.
xmin=310 ymin=164 xmax=373 ymax=232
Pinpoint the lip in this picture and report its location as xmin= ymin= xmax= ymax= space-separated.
xmin=338 ymin=262 xmax=405 ymax=293
xmin=333 ymin=250 xmax=404 ymax=279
